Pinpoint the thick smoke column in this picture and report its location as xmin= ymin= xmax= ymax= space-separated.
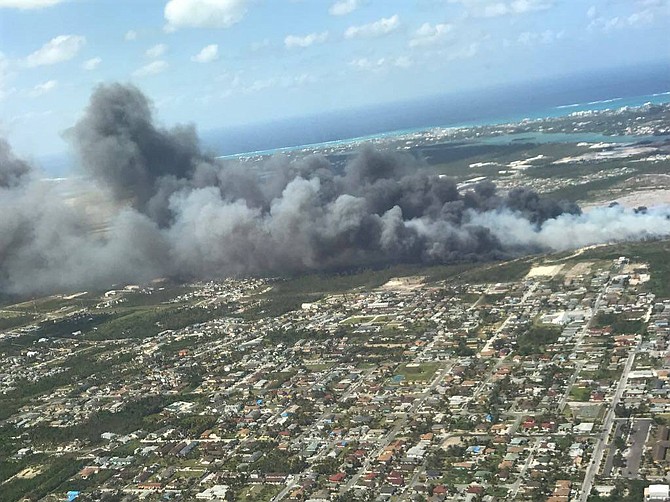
xmin=0 ymin=83 xmax=669 ymax=295
xmin=0 ymin=139 xmax=31 ymax=188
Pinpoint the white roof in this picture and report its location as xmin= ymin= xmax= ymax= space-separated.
xmin=648 ymin=484 xmax=670 ymax=497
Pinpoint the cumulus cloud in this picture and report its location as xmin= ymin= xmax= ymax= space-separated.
xmin=349 ymin=55 xmax=412 ymax=71
xmin=329 ymin=0 xmax=360 ymax=16
xmin=133 ymin=60 xmax=169 ymax=77
xmin=29 ymin=79 xmax=57 ymax=97
xmin=284 ymin=31 xmax=329 ymax=49
xmin=409 ymin=22 xmax=453 ymax=47
xmin=250 ymin=38 xmax=270 ymax=51
xmin=448 ymin=0 xmax=553 ymax=17
xmin=164 ymin=0 xmax=248 ymax=30
xmin=246 ymin=73 xmax=317 ymax=93
xmin=518 ymin=29 xmax=564 ymax=45
xmin=82 ymin=57 xmax=102 ymax=70
xmin=146 ymin=43 xmax=168 ymax=58
xmin=192 ymin=44 xmax=219 ymax=63
xmin=25 ymin=35 xmax=86 ymax=67
xmin=0 ymin=0 xmax=64 ymax=8
xmin=344 ymin=14 xmax=400 ymax=39
xmin=588 ymin=8 xmax=655 ymax=31
xmin=447 ymin=42 xmax=479 ymax=60
xmin=0 ymin=52 xmax=12 ymax=101
xmin=125 ymin=30 xmax=138 ymax=41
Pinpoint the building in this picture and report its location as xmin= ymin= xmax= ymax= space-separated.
xmin=645 ymin=485 xmax=670 ymax=501
xmin=196 ymin=485 xmax=229 ymax=500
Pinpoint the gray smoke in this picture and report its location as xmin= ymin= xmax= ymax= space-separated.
xmin=0 ymin=139 xmax=31 ymax=188
xmin=0 ymin=82 xmax=669 ymax=295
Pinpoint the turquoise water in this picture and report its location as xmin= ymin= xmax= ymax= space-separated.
xmin=479 ymin=132 xmax=670 ymax=145
xmin=218 ymin=91 xmax=670 ymax=160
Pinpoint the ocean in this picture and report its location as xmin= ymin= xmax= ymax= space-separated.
xmin=40 ymin=63 xmax=670 ymax=175
xmin=204 ymin=62 xmax=670 ymax=158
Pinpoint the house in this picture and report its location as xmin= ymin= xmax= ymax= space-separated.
xmin=195 ymin=485 xmax=230 ymax=500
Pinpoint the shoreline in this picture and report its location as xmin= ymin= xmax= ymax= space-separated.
xmin=217 ymin=93 xmax=670 ymax=160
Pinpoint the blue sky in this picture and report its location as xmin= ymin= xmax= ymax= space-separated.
xmin=0 ymin=0 xmax=668 ymax=158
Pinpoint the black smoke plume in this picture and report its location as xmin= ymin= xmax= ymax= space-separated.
xmin=0 ymin=83 xmax=668 ymax=295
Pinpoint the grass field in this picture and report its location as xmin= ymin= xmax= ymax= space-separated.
xmin=395 ymin=362 xmax=440 ymax=382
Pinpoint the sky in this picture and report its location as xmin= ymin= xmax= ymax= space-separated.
xmin=0 ymin=0 xmax=668 ymax=159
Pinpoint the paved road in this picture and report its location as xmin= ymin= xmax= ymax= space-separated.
xmin=339 ymin=362 xmax=455 ymax=495
xmin=272 ymin=366 xmax=377 ymax=501
xmin=508 ymin=438 xmax=541 ymax=499
xmin=601 ymin=420 xmax=625 ymax=477
xmin=558 ymin=285 xmax=608 ymax=412
xmin=578 ymin=344 xmax=638 ymax=501
xmin=623 ymin=418 xmax=652 ymax=478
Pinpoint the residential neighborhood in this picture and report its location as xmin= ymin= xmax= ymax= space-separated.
xmin=2 ymin=245 xmax=669 ymax=501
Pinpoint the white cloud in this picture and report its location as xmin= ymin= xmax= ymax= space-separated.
xmin=284 ymin=31 xmax=329 ymax=49
xmin=0 ymin=52 xmax=14 ymax=101
xmin=146 ymin=43 xmax=168 ymax=58
xmin=448 ymin=0 xmax=553 ymax=17
xmin=329 ymin=0 xmax=359 ymax=16
xmin=249 ymin=78 xmax=276 ymax=92
xmin=25 ymin=35 xmax=86 ymax=67
xmin=192 ymin=44 xmax=219 ymax=62
xmin=344 ymin=14 xmax=400 ymax=39
xmin=246 ymin=73 xmax=318 ymax=93
xmin=30 ymin=79 xmax=57 ymax=97
xmin=586 ymin=5 xmax=597 ymax=19
xmin=82 ymin=57 xmax=101 ymax=70
xmin=0 ymin=0 xmax=64 ymax=9
xmin=409 ymin=22 xmax=453 ymax=47
xmin=518 ymin=29 xmax=564 ymax=45
xmin=449 ymin=42 xmax=479 ymax=60
xmin=393 ymin=55 xmax=412 ymax=68
xmin=349 ymin=55 xmax=412 ymax=71
xmin=250 ymin=38 xmax=270 ymax=51
xmin=589 ymin=8 xmax=655 ymax=32
xmin=509 ymin=0 xmax=552 ymax=13
xmin=627 ymin=9 xmax=655 ymax=25
xmin=125 ymin=30 xmax=138 ymax=41
xmin=133 ymin=60 xmax=168 ymax=77
xmin=164 ymin=0 xmax=247 ymax=30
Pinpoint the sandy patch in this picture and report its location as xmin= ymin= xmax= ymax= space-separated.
xmin=565 ymin=262 xmax=592 ymax=279
xmin=526 ymin=264 xmax=564 ymax=278
xmin=380 ymin=276 xmax=425 ymax=291
xmin=16 ymin=466 xmax=43 ymax=479
xmin=584 ymin=189 xmax=670 ymax=211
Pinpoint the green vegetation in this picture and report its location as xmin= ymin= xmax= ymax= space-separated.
xmin=86 ymin=305 xmax=226 ymax=340
xmin=29 ymin=395 xmax=176 ymax=444
xmin=0 ymin=312 xmax=37 ymax=330
xmin=117 ymin=285 xmax=196 ymax=307
xmin=548 ymin=159 xmax=670 ymax=203
xmin=395 ymin=362 xmax=440 ymax=382
xmin=452 ymin=259 xmax=532 ymax=285
xmin=251 ymin=449 xmax=306 ymax=474
xmin=2 ymin=347 xmax=130 ymax=405
xmin=569 ymin=387 xmax=591 ymax=402
xmin=594 ymin=313 xmax=645 ymax=334
xmin=587 ymin=479 xmax=647 ymax=502
xmin=516 ymin=324 xmax=561 ymax=355
xmin=234 ymin=484 xmax=281 ymax=502
xmin=1 ymin=454 xmax=85 ymax=502
xmin=581 ymin=240 xmax=670 ymax=297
